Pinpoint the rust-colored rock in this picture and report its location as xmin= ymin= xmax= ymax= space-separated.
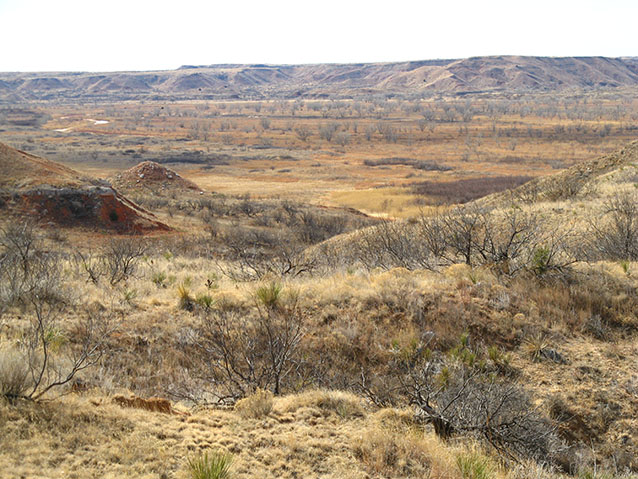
xmin=112 ymin=394 xmax=188 ymax=415
xmin=0 ymin=141 xmax=170 ymax=232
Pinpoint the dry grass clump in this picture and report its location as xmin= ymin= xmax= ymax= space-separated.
xmin=235 ymin=389 xmax=273 ymax=419
xmin=0 ymin=348 xmax=31 ymax=399
xmin=276 ymin=389 xmax=365 ymax=419
xmin=352 ymin=427 xmax=434 ymax=478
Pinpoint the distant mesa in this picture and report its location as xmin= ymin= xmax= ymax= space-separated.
xmin=0 ymin=142 xmax=169 ymax=233
xmin=3 ymin=56 xmax=638 ymax=101
xmin=110 ymin=161 xmax=202 ymax=193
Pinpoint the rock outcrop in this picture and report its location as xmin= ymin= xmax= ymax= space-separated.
xmin=0 ymin=142 xmax=169 ymax=232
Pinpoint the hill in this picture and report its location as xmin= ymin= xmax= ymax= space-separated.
xmin=0 ymin=142 xmax=169 ymax=232
xmin=2 ymin=141 xmax=638 ymax=478
xmin=109 ymin=161 xmax=202 ymax=195
xmin=483 ymin=139 xmax=638 ymax=205
xmin=2 ymin=56 xmax=638 ymax=100
xmin=312 ymin=139 xmax=638 ymax=271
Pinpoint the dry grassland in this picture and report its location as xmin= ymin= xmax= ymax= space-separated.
xmin=3 ymin=89 xmax=638 ymax=216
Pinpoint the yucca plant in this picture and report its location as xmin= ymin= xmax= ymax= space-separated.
xmin=196 ymin=293 xmax=215 ymax=312
xmin=177 ymin=282 xmax=194 ymax=311
xmin=255 ymin=282 xmax=282 ymax=309
xmin=187 ymin=450 xmax=233 ymax=479
xmin=456 ymin=451 xmax=495 ymax=479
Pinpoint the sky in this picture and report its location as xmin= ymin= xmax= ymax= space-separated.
xmin=0 ymin=0 xmax=637 ymax=72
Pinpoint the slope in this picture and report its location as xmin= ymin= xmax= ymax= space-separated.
xmin=0 ymin=142 xmax=169 ymax=232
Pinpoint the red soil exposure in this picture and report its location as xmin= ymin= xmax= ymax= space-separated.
xmin=0 ymin=142 xmax=170 ymax=233
xmin=111 ymin=161 xmax=201 ymax=193
xmin=2 ymin=187 xmax=170 ymax=233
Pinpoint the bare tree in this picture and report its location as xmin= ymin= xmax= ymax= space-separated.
xmin=586 ymin=192 xmax=638 ymax=260
xmin=361 ymin=336 xmax=562 ymax=463
xmin=0 ymin=245 xmax=115 ymax=401
xmin=20 ymin=297 xmax=115 ymax=400
xmin=295 ymin=125 xmax=311 ymax=142
xmin=319 ymin=123 xmax=338 ymax=142
xmin=196 ymin=285 xmax=305 ymax=400
xmin=104 ymin=238 xmax=149 ymax=285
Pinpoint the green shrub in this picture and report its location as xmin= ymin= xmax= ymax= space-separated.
xmin=187 ymin=450 xmax=233 ymax=479
xmin=531 ymin=246 xmax=551 ymax=275
xmin=151 ymin=271 xmax=167 ymax=288
xmin=456 ymin=451 xmax=495 ymax=479
xmin=255 ymin=282 xmax=282 ymax=309
xmin=196 ymin=293 xmax=215 ymax=311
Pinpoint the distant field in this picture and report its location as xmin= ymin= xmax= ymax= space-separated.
xmin=2 ymin=88 xmax=638 ymax=216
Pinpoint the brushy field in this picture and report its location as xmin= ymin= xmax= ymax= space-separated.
xmin=3 ymin=88 xmax=638 ymax=215
xmin=2 ymin=94 xmax=638 ymax=478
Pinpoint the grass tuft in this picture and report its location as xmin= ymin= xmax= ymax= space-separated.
xmin=456 ymin=450 xmax=496 ymax=479
xmin=178 ymin=282 xmax=194 ymax=311
xmin=235 ymin=389 xmax=273 ymax=419
xmin=255 ymin=282 xmax=282 ymax=309
xmin=187 ymin=450 xmax=233 ymax=479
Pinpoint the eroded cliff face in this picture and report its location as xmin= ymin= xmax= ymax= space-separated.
xmin=0 ymin=185 xmax=169 ymax=233
xmin=0 ymin=141 xmax=170 ymax=233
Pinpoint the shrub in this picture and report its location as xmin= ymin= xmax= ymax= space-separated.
xmin=456 ymin=451 xmax=496 ymax=479
xmin=103 ymin=238 xmax=148 ymax=286
xmin=255 ymin=282 xmax=282 ymax=309
xmin=151 ymin=271 xmax=167 ymax=288
xmin=178 ymin=282 xmax=194 ymax=311
xmin=195 ymin=293 xmax=215 ymax=312
xmin=187 ymin=450 xmax=233 ymax=479
xmin=235 ymin=389 xmax=273 ymax=419
xmin=0 ymin=348 xmax=31 ymax=400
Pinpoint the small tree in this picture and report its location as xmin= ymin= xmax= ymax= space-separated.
xmin=295 ymin=126 xmax=311 ymax=142
xmin=104 ymin=238 xmax=149 ymax=285
xmin=0 ymin=239 xmax=115 ymax=401
xmin=361 ymin=334 xmax=562 ymax=464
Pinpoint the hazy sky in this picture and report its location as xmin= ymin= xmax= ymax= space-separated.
xmin=1 ymin=0 xmax=637 ymax=71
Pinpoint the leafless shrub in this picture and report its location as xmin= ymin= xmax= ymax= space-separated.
xmin=319 ymin=122 xmax=339 ymax=142
xmin=195 ymin=287 xmax=305 ymax=400
xmin=0 ymin=222 xmax=39 ymax=276
xmin=353 ymin=219 xmax=440 ymax=271
xmin=345 ymin=206 xmax=575 ymax=276
xmin=217 ymin=227 xmax=315 ymax=280
xmin=382 ymin=340 xmax=562 ymax=463
xmin=74 ymin=249 xmax=107 ymax=284
xmin=335 ymin=131 xmax=351 ymax=146
xmin=295 ymin=125 xmax=311 ymax=141
xmin=15 ymin=298 xmax=115 ymax=400
xmin=585 ymin=192 xmax=638 ymax=261
xmin=0 ymin=244 xmax=115 ymax=401
xmin=0 ymin=225 xmax=65 ymax=307
xmin=103 ymin=238 xmax=149 ymax=285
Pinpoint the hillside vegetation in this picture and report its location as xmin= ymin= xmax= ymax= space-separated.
xmin=2 ymin=140 xmax=638 ymax=478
